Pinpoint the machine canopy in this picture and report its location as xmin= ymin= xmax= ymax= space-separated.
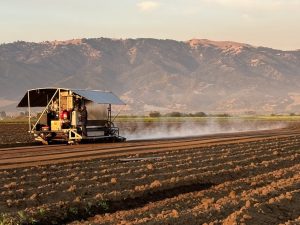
xmin=17 ymin=88 xmax=125 ymax=107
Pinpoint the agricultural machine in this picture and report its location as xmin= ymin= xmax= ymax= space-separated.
xmin=17 ymin=88 xmax=126 ymax=144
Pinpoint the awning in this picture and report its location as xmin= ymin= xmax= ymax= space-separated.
xmin=72 ymin=89 xmax=125 ymax=105
xmin=17 ymin=88 xmax=125 ymax=107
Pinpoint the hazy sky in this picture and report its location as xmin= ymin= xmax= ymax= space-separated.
xmin=1 ymin=0 xmax=300 ymax=50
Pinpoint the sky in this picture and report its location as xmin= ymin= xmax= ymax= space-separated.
xmin=0 ymin=0 xmax=300 ymax=50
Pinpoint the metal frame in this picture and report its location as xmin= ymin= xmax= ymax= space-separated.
xmin=27 ymin=90 xmax=31 ymax=132
xmin=31 ymin=89 xmax=59 ymax=132
xmin=23 ymin=88 xmax=124 ymax=144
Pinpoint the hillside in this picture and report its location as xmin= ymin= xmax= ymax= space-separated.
xmin=1 ymin=38 xmax=300 ymax=114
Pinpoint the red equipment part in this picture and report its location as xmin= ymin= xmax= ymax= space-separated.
xmin=60 ymin=110 xmax=69 ymax=120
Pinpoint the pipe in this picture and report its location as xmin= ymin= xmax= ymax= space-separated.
xmin=108 ymin=104 xmax=112 ymax=127
xmin=28 ymin=90 xmax=31 ymax=132
xmin=58 ymin=88 xmax=61 ymax=123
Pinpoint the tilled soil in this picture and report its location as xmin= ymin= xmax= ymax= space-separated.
xmin=0 ymin=127 xmax=300 ymax=224
xmin=0 ymin=123 xmax=34 ymax=147
xmin=0 ymin=120 xmax=289 ymax=147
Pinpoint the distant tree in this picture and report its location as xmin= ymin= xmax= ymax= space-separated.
xmin=193 ymin=112 xmax=207 ymax=117
xmin=20 ymin=112 xmax=25 ymax=116
xmin=149 ymin=111 xmax=161 ymax=117
xmin=166 ymin=112 xmax=182 ymax=117
xmin=290 ymin=113 xmax=296 ymax=116
xmin=0 ymin=111 xmax=6 ymax=118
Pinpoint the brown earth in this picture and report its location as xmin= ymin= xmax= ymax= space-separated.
xmin=0 ymin=123 xmax=34 ymax=147
xmin=0 ymin=125 xmax=300 ymax=224
xmin=0 ymin=120 xmax=289 ymax=147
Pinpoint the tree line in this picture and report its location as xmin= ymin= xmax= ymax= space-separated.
xmin=148 ymin=111 xmax=231 ymax=118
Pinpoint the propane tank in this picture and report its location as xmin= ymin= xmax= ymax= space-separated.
xmin=71 ymin=110 xmax=78 ymax=127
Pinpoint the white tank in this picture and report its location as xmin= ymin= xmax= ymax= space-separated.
xmin=71 ymin=111 xmax=78 ymax=127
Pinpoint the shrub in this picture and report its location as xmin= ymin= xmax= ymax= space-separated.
xmin=165 ymin=112 xmax=182 ymax=117
xmin=193 ymin=112 xmax=207 ymax=117
xmin=149 ymin=111 xmax=161 ymax=117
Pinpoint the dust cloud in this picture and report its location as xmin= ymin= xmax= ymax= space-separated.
xmin=119 ymin=119 xmax=286 ymax=140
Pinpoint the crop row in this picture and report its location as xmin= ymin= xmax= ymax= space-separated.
xmin=69 ymin=163 xmax=300 ymax=225
xmin=0 ymin=136 xmax=300 ymax=224
xmin=1 ymin=137 xmax=298 ymax=185
xmin=1 ymin=138 xmax=299 ymax=203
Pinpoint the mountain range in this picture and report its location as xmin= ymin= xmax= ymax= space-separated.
xmin=1 ymin=37 xmax=300 ymax=114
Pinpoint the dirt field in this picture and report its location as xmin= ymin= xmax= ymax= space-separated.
xmin=0 ymin=123 xmax=34 ymax=147
xmin=0 ymin=119 xmax=287 ymax=146
xmin=1 ymin=125 xmax=300 ymax=224
xmin=0 ymin=120 xmax=300 ymax=225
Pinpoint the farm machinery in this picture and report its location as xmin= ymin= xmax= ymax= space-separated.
xmin=17 ymin=88 xmax=126 ymax=144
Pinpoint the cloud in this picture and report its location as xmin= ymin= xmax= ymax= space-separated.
xmin=137 ymin=1 xmax=160 ymax=12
